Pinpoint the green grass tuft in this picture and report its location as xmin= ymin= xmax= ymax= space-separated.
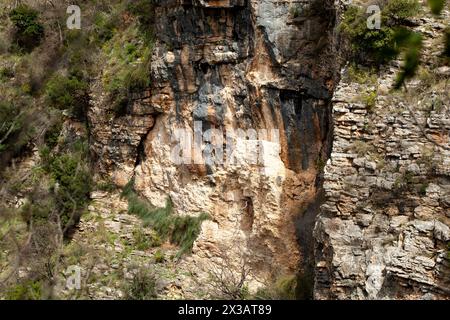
xmin=123 ymin=180 xmax=209 ymax=256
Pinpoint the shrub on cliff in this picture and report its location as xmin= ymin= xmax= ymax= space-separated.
xmin=254 ymin=274 xmax=299 ymax=300
xmin=340 ymin=0 xmax=420 ymax=64
xmin=392 ymin=28 xmax=423 ymax=89
xmin=123 ymin=268 xmax=157 ymax=300
xmin=5 ymin=280 xmax=43 ymax=300
xmin=126 ymin=0 xmax=155 ymax=42
xmin=132 ymin=227 xmax=161 ymax=250
xmin=444 ymin=27 xmax=450 ymax=58
xmin=45 ymin=74 xmax=89 ymax=120
xmin=383 ymin=0 xmax=421 ymax=23
xmin=0 ymin=101 xmax=25 ymax=153
xmin=98 ymin=1 xmax=155 ymax=116
xmin=36 ymin=138 xmax=92 ymax=236
xmin=341 ymin=0 xmax=449 ymax=88
xmin=428 ymin=0 xmax=447 ymax=14
xmin=0 ymin=99 xmax=35 ymax=164
xmin=43 ymin=121 xmax=63 ymax=150
xmin=9 ymin=5 xmax=44 ymax=52
xmin=103 ymin=28 xmax=153 ymax=116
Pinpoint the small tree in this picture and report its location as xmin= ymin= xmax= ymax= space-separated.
xmin=9 ymin=5 xmax=44 ymax=51
xmin=45 ymin=74 xmax=89 ymax=120
xmin=206 ymin=246 xmax=252 ymax=300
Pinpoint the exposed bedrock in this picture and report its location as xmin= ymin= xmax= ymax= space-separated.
xmin=313 ymin=9 xmax=450 ymax=299
xmin=89 ymin=0 xmax=340 ymax=288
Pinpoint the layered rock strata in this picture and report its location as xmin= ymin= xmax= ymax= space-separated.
xmin=89 ymin=0 xmax=340 ymax=286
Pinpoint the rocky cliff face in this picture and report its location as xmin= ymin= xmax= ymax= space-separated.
xmin=89 ymin=0 xmax=340 ymax=288
xmin=87 ymin=0 xmax=450 ymax=299
xmin=2 ymin=0 xmax=449 ymax=300
xmin=314 ymin=11 xmax=450 ymax=299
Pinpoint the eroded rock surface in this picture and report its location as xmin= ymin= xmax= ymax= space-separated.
xmin=314 ymin=10 xmax=450 ymax=299
xmin=89 ymin=0 xmax=340 ymax=287
xmin=88 ymin=0 xmax=449 ymax=299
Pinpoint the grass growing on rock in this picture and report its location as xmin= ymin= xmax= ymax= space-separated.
xmin=123 ymin=268 xmax=157 ymax=300
xmin=5 ymin=279 xmax=43 ymax=300
xmin=254 ymin=274 xmax=299 ymax=300
xmin=98 ymin=0 xmax=155 ymax=116
xmin=122 ymin=179 xmax=209 ymax=257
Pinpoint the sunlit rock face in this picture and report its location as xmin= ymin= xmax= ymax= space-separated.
xmin=89 ymin=0 xmax=340 ymax=287
xmin=88 ymin=0 xmax=450 ymax=299
xmin=314 ymin=9 xmax=450 ymax=300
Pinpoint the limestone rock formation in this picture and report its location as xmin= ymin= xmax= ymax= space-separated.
xmin=89 ymin=0 xmax=340 ymax=287
xmin=86 ymin=0 xmax=450 ymax=298
xmin=314 ymin=10 xmax=450 ymax=299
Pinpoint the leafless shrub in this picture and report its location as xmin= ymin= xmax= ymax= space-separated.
xmin=205 ymin=245 xmax=252 ymax=300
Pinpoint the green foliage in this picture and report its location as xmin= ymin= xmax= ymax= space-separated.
xmin=128 ymin=197 xmax=173 ymax=236
xmin=126 ymin=0 xmax=155 ymax=42
xmin=45 ymin=75 xmax=89 ymax=120
xmin=132 ymin=227 xmax=161 ymax=250
xmin=38 ymin=139 xmax=92 ymax=234
xmin=96 ymin=179 xmax=117 ymax=192
xmin=50 ymin=155 xmax=92 ymax=224
xmin=340 ymin=6 xmax=394 ymax=64
xmin=393 ymin=171 xmax=415 ymax=191
xmin=418 ymin=183 xmax=429 ymax=196
xmin=362 ymin=90 xmax=378 ymax=111
xmin=5 ymin=280 xmax=42 ymax=300
xmin=340 ymin=1 xmax=420 ymax=64
xmin=20 ymin=196 xmax=55 ymax=225
xmin=123 ymin=181 xmax=209 ymax=256
xmin=277 ymin=275 xmax=298 ymax=300
xmin=124 ymin=268 xmax=157 ymax=300
xmin=346 ymin=64 xmax=377 ymax=84
xmin=254 ymin=275 xmax=298 ymax=300
xmin=394 ymin=29 xmax=423 ymax=89
xmin=427 ymin=0 xmax=446 ymax=14
xmin=43 ymin=122 xmax=62 ymax=150
xmin=384 ymin=0 xmax=421 ymax=23
xmin=239 ymin=285 xmax=250 ymax=300
xmin=121 ymin=177 xmax=136 ymax=199
xmin=444 ymin=28 xmax=450 ymax=58
xmin=99 ymin=2 xmax=155 ymax=116
xmin=63 ymin=242 xmax=85 ymax=266
xmin=9 ymin=5 xmax=44 ymax=52
xmin=133 ymin=227 xmax=151 ymax=250
xmin=93 ymin=11 xmax=118 ymax=43
xmin=0 ymin=66 xmax=14 ymax=81
xmin=342 ymin=0 xmax=449 ymax=88
xmin=0 ymin=99 xmax=36 ymax=161
xmin=171 ymin=212 xmax=210 ymax=256
xmin=0 ymin=101 xmax=25 ymax=151
xmin=351 ymin=141 xmax=372 ymax=156
xmin=103 ymin=37 xmax=152 ymax=115
xmin=154 ymin=249 xmax=164 ymax=263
